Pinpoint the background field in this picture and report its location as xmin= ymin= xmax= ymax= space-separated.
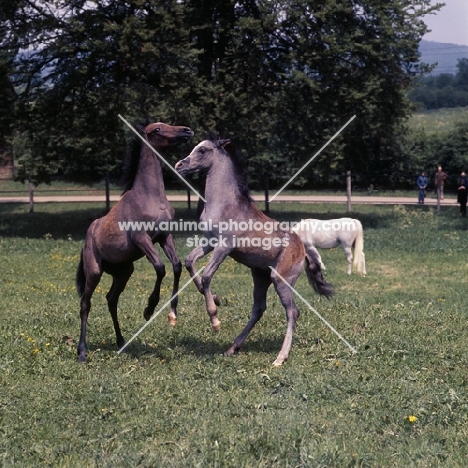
xmin=1 ymin=201 xmax=468 ymax=467
xmin=408 ymin=106 xmax=468 ymax=135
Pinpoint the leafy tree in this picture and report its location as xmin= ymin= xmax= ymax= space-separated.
xmin=410 ymin=59 xmax=468 ymax=109
xmin=0 ymin=2 xmax=21 ymax=175
xmin=1 ymin=0 xmax=442 ymax=190
xmin=455 ymin=58 xmax=468 ymax=90
xmin=7 ymin=0 xmax=198 ymax=184
xmin=405 ymin=120 xmax=468 ymax=190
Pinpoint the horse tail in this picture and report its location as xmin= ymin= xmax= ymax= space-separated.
xmin=76 ymin=249 xmax=86 ymax=298
xmin=352 ymin=220 xmax=365 ymax=275
xmin=304 ymin=250 xmax=334 ymax=299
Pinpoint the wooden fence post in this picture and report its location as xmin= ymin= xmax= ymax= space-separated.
xmin=105 ymin=173 xmax=110 ymax=213
xmin=346 ymin=171 xmax=352 ymax=213
xmin=263 ymin=173 xmax=269 ymax=214
xmin=437 ymin=187 xmax=441 ymax=215
xmin=28 ymin=181 xmax=34 ymax=213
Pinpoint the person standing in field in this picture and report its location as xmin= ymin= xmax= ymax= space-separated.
xmin=416 ymin=171 xmax=427 ymax=204
xmin=457 ymin=171 xmax=468 ymax=217
xmin=434 ymin=166 xmax=448 ymax=201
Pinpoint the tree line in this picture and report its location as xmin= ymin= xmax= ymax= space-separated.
xmin=0 ymin=0 xmax=441 ymax=190
xmin=409 ymin=59 xmax=468 ymax=110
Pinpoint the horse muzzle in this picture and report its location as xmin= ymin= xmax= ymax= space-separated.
xmin=169 ymin=128 xmax=194 ymax=145
xmin=175 ymin=157 xmax=191 ymax=174
xmin=179 ymin=127 xmax=194 ymax=141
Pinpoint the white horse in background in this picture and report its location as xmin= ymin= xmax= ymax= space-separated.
xmin=292 ymin=218 xmax=366 ymax=276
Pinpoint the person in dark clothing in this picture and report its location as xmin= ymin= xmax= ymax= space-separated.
xmin=416 ymin=171 xmax=427 ymax=204
xmin=434 ymin=166 xmax=448 ymax=200
xmin=457 ymin=171 xmax=468 ymax=216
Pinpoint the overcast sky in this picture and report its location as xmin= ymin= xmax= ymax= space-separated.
xmin=423 ymin=0 xmax=468 ymax=46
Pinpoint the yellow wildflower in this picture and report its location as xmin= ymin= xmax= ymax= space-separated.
xmin=408 ymin=415 xmax=417 ymax=423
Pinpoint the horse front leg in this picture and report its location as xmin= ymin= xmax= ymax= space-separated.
xmin=159 ymin=234 xmax=182 ymax=326
xmin=131 ymin=233 xmax=166 ymax=321
xmin=185 ymin=243 xmax=220 ymax=306
xmin=199 ymin=247 xmax=232 ymax=332
xmin=305 ymin=244 xmax=326 ymax=270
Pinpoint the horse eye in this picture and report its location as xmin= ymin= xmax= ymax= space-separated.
xmin=155 ymin=128 xmax=160 ymax=133
xmin=199 ymin=147 xmax=206 ymax=154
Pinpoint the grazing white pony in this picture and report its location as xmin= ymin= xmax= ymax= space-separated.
xmin=292 ymin=218 xmax=366 ymax=276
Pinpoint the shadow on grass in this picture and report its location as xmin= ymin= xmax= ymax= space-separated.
xmin=2 ymin=201 xmax=464 ymax=240
xmin=0 ymin=205 xmax=199 ymax=240
xmin=84 ymin=333 xmax=284 ymax=362
xmin=0 ymin=204 xmax=106 ymax=240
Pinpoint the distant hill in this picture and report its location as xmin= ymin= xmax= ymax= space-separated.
xmin=419 ymin=40 xmax=468 ymax=75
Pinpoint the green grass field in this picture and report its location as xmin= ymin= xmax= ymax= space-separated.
xmin=1 ymin=201 xmax=468 ymax=467
xmin=408 ymin=106 xmax=468 ymax=135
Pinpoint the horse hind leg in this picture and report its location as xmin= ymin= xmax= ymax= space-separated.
xmin=271 ymin=271 xmax=301 ymax=366
xmin=225 ymin=269 xmax=271 ymax=357
xmin=105 ymin=262 xmax=134 ymax=350
xmin=77 ymin=249 xmax=103 ymax=362
xmin=344 ymin=246 xmax=353 ymax=275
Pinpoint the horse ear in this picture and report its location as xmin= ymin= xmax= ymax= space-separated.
xmin=219 ymin=139 xmax=231 ymax=148
xmin=133 ymin=124 xmax=146 ymax=135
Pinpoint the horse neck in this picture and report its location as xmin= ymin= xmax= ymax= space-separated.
xmin=132 ymin=144 xmax=166 ymax=199
xmin=204 ymin=156 xmax=242 ymax=205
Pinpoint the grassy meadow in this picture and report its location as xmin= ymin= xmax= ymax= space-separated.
xmin=1 ymin=201 xmax=468 ymax=467
xmin=408 ymin=106 xmax=468 ymax=135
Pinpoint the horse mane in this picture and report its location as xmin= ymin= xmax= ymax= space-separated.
xmin=205 ymin=132 xmax=253 ymax=202
xmin=121 ymin=122 xmax=147 ymax=193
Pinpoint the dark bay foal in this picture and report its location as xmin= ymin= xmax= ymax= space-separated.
xmin=76 ymin=122 xmax=193 ymax=361
xmin=175 ymin=137 xmax=333 ymax=366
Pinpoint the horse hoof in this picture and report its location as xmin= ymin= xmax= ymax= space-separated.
xmin=224 ymin=347 xmax=237 ymax=357
xmin=168 ymin=314 xmax=177 ymax=327
xmin=212 ymin=320 xmax=221 ymax=333
xmin=143 ymin=308 xmax=153 ymax=321
xmin=213 ymin=294 xmax=220 ymax=306
xmin=118 ymin=344 xmax=130 ymax=354
xmin=78 ymin=355 xmax=86 ymax=363
xmin=272 ymin=356 xmax=286 ymax=366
